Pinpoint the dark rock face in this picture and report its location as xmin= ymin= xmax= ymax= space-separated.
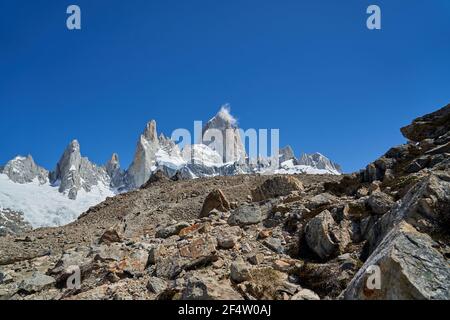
xmin=344 ymin=222 xmax=450 ymax=300
xmin=401 ymin=104 xmax=450 ymax=142
xmin=228 ymin=205 xmax=263 ymax=226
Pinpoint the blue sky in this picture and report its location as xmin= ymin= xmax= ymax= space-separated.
xmin=1 ymin=0 xmax=449 ymax=173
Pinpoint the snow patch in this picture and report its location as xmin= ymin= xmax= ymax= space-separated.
xmin=0 ymin=174 xmax=115 ymax=228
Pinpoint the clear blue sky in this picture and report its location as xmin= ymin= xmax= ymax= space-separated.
xmin=1 ymin=0 xmax=449 ymax=173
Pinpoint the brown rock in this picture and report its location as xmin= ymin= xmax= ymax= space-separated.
xmin=258 ymin=229 xmax=272 ymax=239
xmin=199 ymin=189 xmax=230 ymax=218
xmin=179 ymin=224 xmax=202 ymax=237
xmin=400 ymin=104 xmax=450 ymax=142
xmin=99 ymin=229 xmax=122 ymax=244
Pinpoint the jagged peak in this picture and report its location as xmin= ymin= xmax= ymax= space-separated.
xmin=108 ymin=153 xmax=120 ymax=166
xmin=143 ymin=120 xmax=158 ymax=142
xmin=205 ymin=104 xmax=238 ymax=130
xmin=68 ymin=139 xmax=80 ymax=150
xmin=2 ymin=153 xmax=48 ymax=184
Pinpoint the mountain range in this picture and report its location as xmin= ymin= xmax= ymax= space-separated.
xmin=0 ymin=107 xmax=341 ymax=230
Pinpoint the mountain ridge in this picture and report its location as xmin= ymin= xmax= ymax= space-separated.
xmin=0 ymin=107 xmax=342 ymax=229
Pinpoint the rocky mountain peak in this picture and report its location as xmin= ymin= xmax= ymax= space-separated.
xmin=127 ymin=121 xmax=162 ymax=189
xmin=204 ymin=105 xmax=238 ymax=130
xmin=298 ymin=152 xmax=342 ymax=174
xmin=279 ymin=145 xmax=296 ymax=163
xmin=106 ymin=153 xmax=120 ymax=175
xmin=143 ymin=120 xmax=158 ymax=142
xmin=1 ymin=155 xmax=48 ymax=184
xmin=202 ymin=106 xmax=246 ymax=163
xmin=50 ymin=140 xmax=83 ymax=199
xmin=50 ymin=140 xmax=111 ymax=200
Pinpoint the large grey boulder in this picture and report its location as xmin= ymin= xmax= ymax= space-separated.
xmin=230 ymin=260 xmax=251 ymax=283
xmin=19 ymin=272 xmax=56 ymax=294
xmin=344 ymin=222 xmax=450 ymax=300
xmin=200 ymin=189 xmax=230 ymax=218
xmin=228 ymin=205 xmax=263 ymax=226
xmin=365 ymin=171 xmax=450 ymax=254
xmin=155 ymin=222 xmax=191 ymax=239
xmin=305 ymin=210 xmax=350 ymax=260
xmin=147 ymin=277 xmax=167 ymax=294
xmin=367 ymin=191 xmax=395 ymax=215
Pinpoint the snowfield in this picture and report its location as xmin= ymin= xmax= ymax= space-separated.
xmin=0 ymin=174 xmax=115 ymax=228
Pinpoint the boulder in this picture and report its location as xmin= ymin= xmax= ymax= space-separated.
xmin=18 ymin=273 xmax=56 ymax=294
xmin=156 ymin=236 xmax=218 ymax=279
xmin=147 ymin=277 xmax=167 ymax=294
xmin=365 ymin=171 xmax=450 ymax=254
xmin=99 ymin=228 xmax=122 ymax=244
xmin=263 ymin=237 xmax=284 ymax=254
xmin=252 ymin=176 xmax=304 ymax=202
xmin=228 ymin=205 xmax=263 ymax=226
xmin=367 ymin=192 xmax=395 ymax=215
xmin=230 ymin=260 xmax=252 ymax=283
xmin=48 ymin=246 xmax=92 ymax=286
xmin=307 ymin=193 xmax=338 ymax=210
xmin=305 ymin=210 xmax=350 ymax=260
xmin=344 ymin=222 xmax=450 ymax=300
xmin=400 ymin=104 xmax=450 ymax=142
xmin=199 ymin=189 xmax=230 ymax=218
xmin=0 ymin=271 xmax=13 ymax=285
xmin=216 ymin=235 xmax=237 ymax=250
xmin=156 ymin=222 xmax=191 ymax=239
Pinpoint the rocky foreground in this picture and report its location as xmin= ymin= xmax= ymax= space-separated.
xmin=0 ymin=104 xmax=449 ymax=300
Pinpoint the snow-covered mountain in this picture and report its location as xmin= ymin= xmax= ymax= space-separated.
xmin=297 ymin=153 xmax=342 ymax=175
xmin=0 ymin=106 xmax=342 ymax=230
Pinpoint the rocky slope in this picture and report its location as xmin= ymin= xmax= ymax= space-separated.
xmin=0 ymin=103 xmax=448 ymax=300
